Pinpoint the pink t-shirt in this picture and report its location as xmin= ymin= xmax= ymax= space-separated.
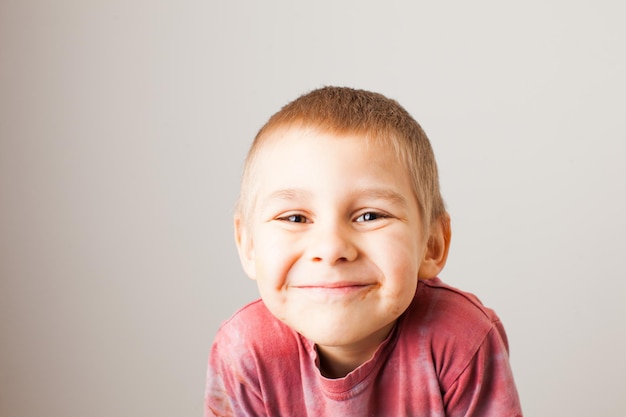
xmin=205 ymin=278 xmax=522 ymax=416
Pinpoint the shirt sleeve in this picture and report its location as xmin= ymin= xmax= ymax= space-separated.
xmin=442 ymin=321 xmax=523 ymax=417
xmin=204 ymin=330 xmax=266 ymax=417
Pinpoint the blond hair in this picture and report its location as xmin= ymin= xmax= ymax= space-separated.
xmin=237 ymin=86 xmax=446 ymax=231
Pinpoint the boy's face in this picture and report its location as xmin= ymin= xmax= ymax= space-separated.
xmin=236 ymin=127 xmax=431 ymax=359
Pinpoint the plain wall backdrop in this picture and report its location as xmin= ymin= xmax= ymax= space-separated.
xmin=1 ymin=1 xmax=625 ymax=416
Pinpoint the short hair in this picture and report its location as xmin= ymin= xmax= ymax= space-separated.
xmin=237 ymin=86 xmax=446 ymax=232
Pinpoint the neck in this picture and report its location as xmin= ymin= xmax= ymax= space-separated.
xmin=315 ymin=321 xmax=396 ymax=379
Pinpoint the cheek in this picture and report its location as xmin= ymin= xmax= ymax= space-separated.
xmin=377 ymin=231 xmax=421 ymax=273
xmin=373 ymin=234 xmax=421 ymax=296
xmin=253 ymin=229 xmax=301 ymax=288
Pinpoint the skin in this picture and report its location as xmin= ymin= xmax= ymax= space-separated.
xmin=235 ymin=127 xmax=450 ymax=378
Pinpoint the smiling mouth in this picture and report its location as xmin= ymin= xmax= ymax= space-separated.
xmin=291 ymin=283 xmax=377 ymax=300
xmin=293 ymin=281 xmax=373 ymax=289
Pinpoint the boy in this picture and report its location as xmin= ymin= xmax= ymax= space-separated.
xmin=205 ymin=87 xmax=522 ymax=416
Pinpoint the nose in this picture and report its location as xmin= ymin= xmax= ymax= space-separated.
xmin=306 ymin=222 xmax=358 ymax=264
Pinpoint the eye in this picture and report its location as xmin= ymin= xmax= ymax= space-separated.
xmin=278 ymin=214 xmax=309 ymax=223
xmin=355 ymin=211 xmax=386 ymax=222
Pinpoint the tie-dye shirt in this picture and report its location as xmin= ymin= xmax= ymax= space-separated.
xmin=205 ymin=278 xmax=523 ymax=416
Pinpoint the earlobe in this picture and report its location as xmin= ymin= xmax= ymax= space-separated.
xmin=234 ymin=216 xmax=257 ymax=280
xmin=418 ymin=213 xmax=452 ymax=279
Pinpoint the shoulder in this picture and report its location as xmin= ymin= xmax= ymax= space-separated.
xmin=216 ymin=299 xmax=274 ymax=337
xmin=212 ymin=299 xmax=300 ymax=360
xmin=399 ymin=278 xmax=510 ymax=385
xmin=409 ymin=277 xmax=503 ymax=338
xmin=207 ymin=301 xmax=299 ymax=416
xmin=406 ymin=280 xmax=522 ymax=415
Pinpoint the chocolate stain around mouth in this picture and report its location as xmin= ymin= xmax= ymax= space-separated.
xmin=359 ymin=282 xmax=381 ymax=300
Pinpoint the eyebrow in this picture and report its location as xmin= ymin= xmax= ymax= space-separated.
xmin=350 ymin=187 xmax=410 ymax=208
xmin=262 ymin=187 xmax=409 ymax=207
xmin=265 ymin=188 xmax=312 ymax=202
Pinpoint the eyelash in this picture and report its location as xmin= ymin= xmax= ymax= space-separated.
xmin=278 ymin=214 xmax=310 ymax=223
xmin=355 ymin=211 xmax=389 ymax=222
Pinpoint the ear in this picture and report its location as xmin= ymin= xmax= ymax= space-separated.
xmin=234 ymin=216 xmax=257 ymax=280
xmin=418 ymin=212 xmax=452 ymax=279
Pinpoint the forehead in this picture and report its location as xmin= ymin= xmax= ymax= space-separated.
xmin=253 ymin=126 xmax=401 ymax=173
xmin=249 ymin=127 xmax=414 ymax=199
xmin=256 ymin=125 xmax=400 ymax=162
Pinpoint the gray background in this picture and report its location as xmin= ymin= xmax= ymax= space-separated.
xmin=1 ymin=1 xmax=625 ymax=416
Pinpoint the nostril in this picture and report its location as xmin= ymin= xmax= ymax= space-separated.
xmin=311 ymin=256 xmax=351 ymax=264
xmin=307 ymin=233 xmax=358 ymax=264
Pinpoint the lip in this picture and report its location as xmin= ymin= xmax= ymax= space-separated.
xmin=290 ymin=282 xmax=376 ymax=302
xmin=295 ymin=281 xmax=370 ymax=288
